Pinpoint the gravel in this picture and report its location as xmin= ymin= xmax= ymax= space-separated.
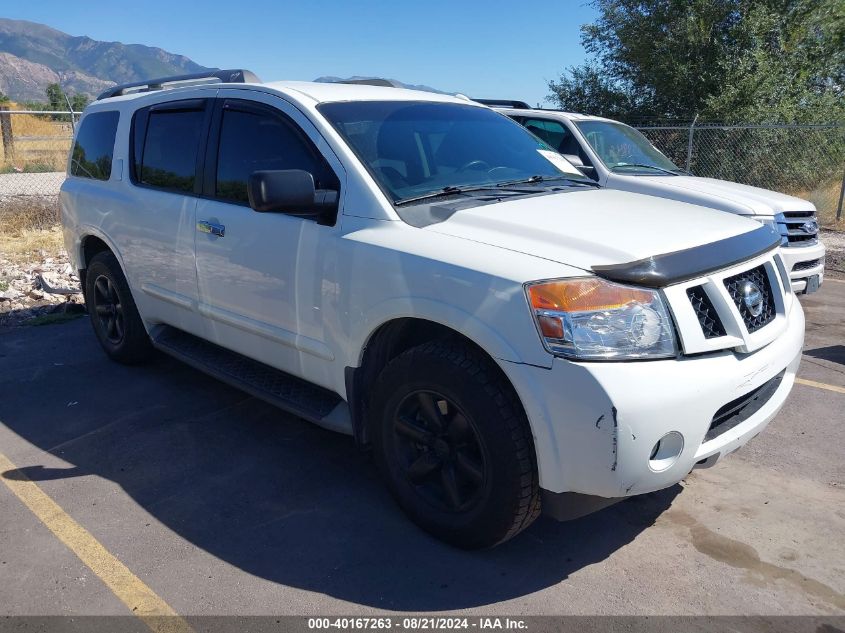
xmin=821 ymin=229 xmax=845 ymax=278
xmin=0 ymin=249 xmax=84 ymax=326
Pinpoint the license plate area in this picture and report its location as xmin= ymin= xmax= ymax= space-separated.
xmin=804 ymin=274 xmax=820 ymax=294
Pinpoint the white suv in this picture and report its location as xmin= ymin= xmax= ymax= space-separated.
xmin=61 ymin=70 xmax=804 ymax=548
xmin=481 ymin=101 xmax=825 ymax=294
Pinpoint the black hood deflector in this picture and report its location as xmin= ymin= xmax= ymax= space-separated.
xmin=591 ymin=225 xmax=781 ymax=288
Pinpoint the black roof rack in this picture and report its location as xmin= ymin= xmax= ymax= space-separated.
xmin=473 ymin=99 xmax=532 ymax=109
xmin=97 ymin=69 xmax=262 ymax=100
xmin=335 ymin=78 xmax=404 ymax=88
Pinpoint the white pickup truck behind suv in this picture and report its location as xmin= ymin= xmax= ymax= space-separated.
xmin=480 ymin=100 xmax=825 ymax=295
xmin=61 ymin=71 xmax=804 ymax=549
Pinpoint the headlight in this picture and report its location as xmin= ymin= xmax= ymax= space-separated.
xmin=526 ymin=277 xmax=677 ymax=360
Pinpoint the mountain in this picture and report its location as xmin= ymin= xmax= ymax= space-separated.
xmin=314 ymin=75 xmax=450 ymax=95
xmin=0 ymin=18 xmax=211 ymax=102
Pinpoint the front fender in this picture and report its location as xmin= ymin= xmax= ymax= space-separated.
xmin=349 ymin=296 xmax=550 ymax=369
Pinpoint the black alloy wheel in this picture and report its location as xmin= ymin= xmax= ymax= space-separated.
xmin=392 ymin=390 xmax=486 ymax=513
xmin=84 ymin=251 xmax=152 ymax=364
xmin=371 ymin=339 xmax=541 ymax=549
xmin=92 ymin=274 xmax=125 ymax=345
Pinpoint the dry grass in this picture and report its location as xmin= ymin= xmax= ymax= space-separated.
xmin=788 ymin=178 xmax=844 ymax=229
xmin=0 ymin=101 xmax=73 ymax=172
xmin=0 ymin=197 xmax=64 ymax=262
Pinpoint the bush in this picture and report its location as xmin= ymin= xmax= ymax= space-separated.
xmin=0 ymin=197 xmax=60 ymax=235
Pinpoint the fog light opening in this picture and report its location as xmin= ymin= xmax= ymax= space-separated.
xmin=648 ymin=431 xmax=684 ymax=472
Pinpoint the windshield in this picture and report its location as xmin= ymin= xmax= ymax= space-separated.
xmin=318 ymin=101 xmax=590 ymax=204
xmin=575 ymin=121 xmax=681 ymax=174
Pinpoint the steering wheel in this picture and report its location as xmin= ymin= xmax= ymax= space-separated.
xmin=457 ymin=160 xmax=491 ymax=173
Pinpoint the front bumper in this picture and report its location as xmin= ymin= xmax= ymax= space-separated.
xmin=780 ymin=241 xmax=825 ymax=293
xmin=500 ymin=297 xmax=804 ymax=504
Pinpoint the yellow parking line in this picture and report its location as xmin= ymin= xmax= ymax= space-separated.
xmin=0 ymin=452 xmax=193 ymax=633
xmin=796 ymin=378 xmax=845 ymax=395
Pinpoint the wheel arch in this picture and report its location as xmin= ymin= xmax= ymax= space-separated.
xmin=346 ymin=310 xmax=530 ymax=448
xmin=76 ymin=228 xmax=126 ymax=295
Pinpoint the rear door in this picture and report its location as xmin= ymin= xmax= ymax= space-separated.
xmin=120 ymin=97 xmax=212 ymax=335
xmin=193 ymin=92 xmax=344 ymax=386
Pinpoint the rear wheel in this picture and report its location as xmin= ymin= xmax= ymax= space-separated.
xmin=371 ymin=340 xmax=540 ymax=549
xmin=84 ymin=252 xmax=152 ymax=364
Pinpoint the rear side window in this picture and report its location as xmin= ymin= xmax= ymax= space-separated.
xmin=70 ymin=111 xmax=119 ymax=180
xmin=215 ymin=106 xmax=339 ymax=203
xmin=138 ymin=108 xmax=205 ymax=193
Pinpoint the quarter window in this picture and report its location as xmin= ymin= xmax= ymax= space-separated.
xmin=215 ymin=106 xmax=338 ymax=204
xmin=70 ymin=111 xmax=119 ymax=180
xmin=139 ymin=109 xmax=205 ymax=193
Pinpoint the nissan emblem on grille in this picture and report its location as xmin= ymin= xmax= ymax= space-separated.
xmin=741 ymin=281 xmax=764 ymax=317
xmin=723 ymin=265 xmax=776 ymax=333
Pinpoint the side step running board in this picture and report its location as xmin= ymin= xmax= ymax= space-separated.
xmin=151 ymin=325 xmax=352 ymax=435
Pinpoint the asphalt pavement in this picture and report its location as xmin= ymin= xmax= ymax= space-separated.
xmin=0 ymin=281 xmax=843 ymax=618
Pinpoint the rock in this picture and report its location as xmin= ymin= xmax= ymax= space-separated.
xmin=0 ymin=247 xmax=84 ymax=327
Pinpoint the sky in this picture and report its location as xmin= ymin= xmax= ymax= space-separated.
xmin=3 ymin=0 xmax=597 ymax=106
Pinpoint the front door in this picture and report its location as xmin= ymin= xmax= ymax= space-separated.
xmin=193 ymin=94 xmax=343 ymax=384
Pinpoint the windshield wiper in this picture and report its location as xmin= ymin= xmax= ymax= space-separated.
xmin=395 ymin=184 xmax=512 ymax=206
xmin=611 ymin=163 xmax=684 ymax=176
xmin=394 ymin=175 xmax=601 ymax=206
xmin=496 ymin=174 xmax=597 ymax=188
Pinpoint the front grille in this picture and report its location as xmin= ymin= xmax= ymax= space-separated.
xmin=723 ymin=265 xmax=776 ymax=333
xmin=687 ymin=286 xmax=726 ymax=338
xmin=777 ymin=211 xmax=818 ymax=246
xmin=792 ymin=258 xmax=823 ymax=272
xmin=705 ymin=370 xmax=785 ymax=441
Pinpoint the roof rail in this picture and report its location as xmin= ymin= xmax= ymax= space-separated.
xmin=474 ymin=99 xmax=532 ymax=109
xmin=335 ymin=78 xmax=404 ymax=88
xmin=97 ymin=69 xmax=262 ymax=100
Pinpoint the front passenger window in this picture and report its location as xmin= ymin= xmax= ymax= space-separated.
xmin=215 ymin=107 xmax=339 ymax=204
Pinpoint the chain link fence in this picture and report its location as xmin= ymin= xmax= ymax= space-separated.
xmin=636 ymin=122 xmax=845 ymax=227
xmin=0 ymin=108 xmax=75 ymax=212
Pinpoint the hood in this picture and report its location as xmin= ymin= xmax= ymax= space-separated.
xmin=615 ymin=175 xmax=815 ymax=216
xmin=424 ymin=189 xmax=763 ymax=271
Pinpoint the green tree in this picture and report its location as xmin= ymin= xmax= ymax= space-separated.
xmin=46 ymin=83 xmax=66 ymax=110
xmin=548 ymin=0 xmax=845 ymax=123
xmin=44 ymin=83 xmax=90 ymax=118
xmin=70 ymin=93 xmax=90 ymax=112
xmin=0 ymin=91 xmax=10 ymax=104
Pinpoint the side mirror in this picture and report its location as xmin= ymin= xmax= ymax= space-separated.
xmin=247 ymin=169 xmax=338 ymax=215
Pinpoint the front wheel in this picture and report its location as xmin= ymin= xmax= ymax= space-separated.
xmin=84 ymin=252 xmax=152 ymax=364
xmin=371 ymin=340 xmax=540 ymax=549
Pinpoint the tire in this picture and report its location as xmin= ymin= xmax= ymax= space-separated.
xmin=371 ymin=339 xmax=540 ymax=549
xmin=84 ymin=251 xmax=152 ymax=364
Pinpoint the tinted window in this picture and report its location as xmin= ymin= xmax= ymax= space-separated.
xmin=319 ymin=101 xmax=588 ymax=204
xmin=140 ymin=109 xmax=204 ymax=192
xmin=216 ymin=107 xmax=338 ymax=203
xmin=522 ymin=118 xmax=594 ymax=168
xmin=70 ymin=111 xmax=119 ymax=180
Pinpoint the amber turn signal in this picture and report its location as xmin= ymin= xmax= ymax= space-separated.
xmin=528 ymin=278 xmax=655 ymax=312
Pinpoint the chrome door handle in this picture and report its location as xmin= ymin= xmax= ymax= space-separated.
xmin=197 ymin=220 xmax=225 ymax=237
